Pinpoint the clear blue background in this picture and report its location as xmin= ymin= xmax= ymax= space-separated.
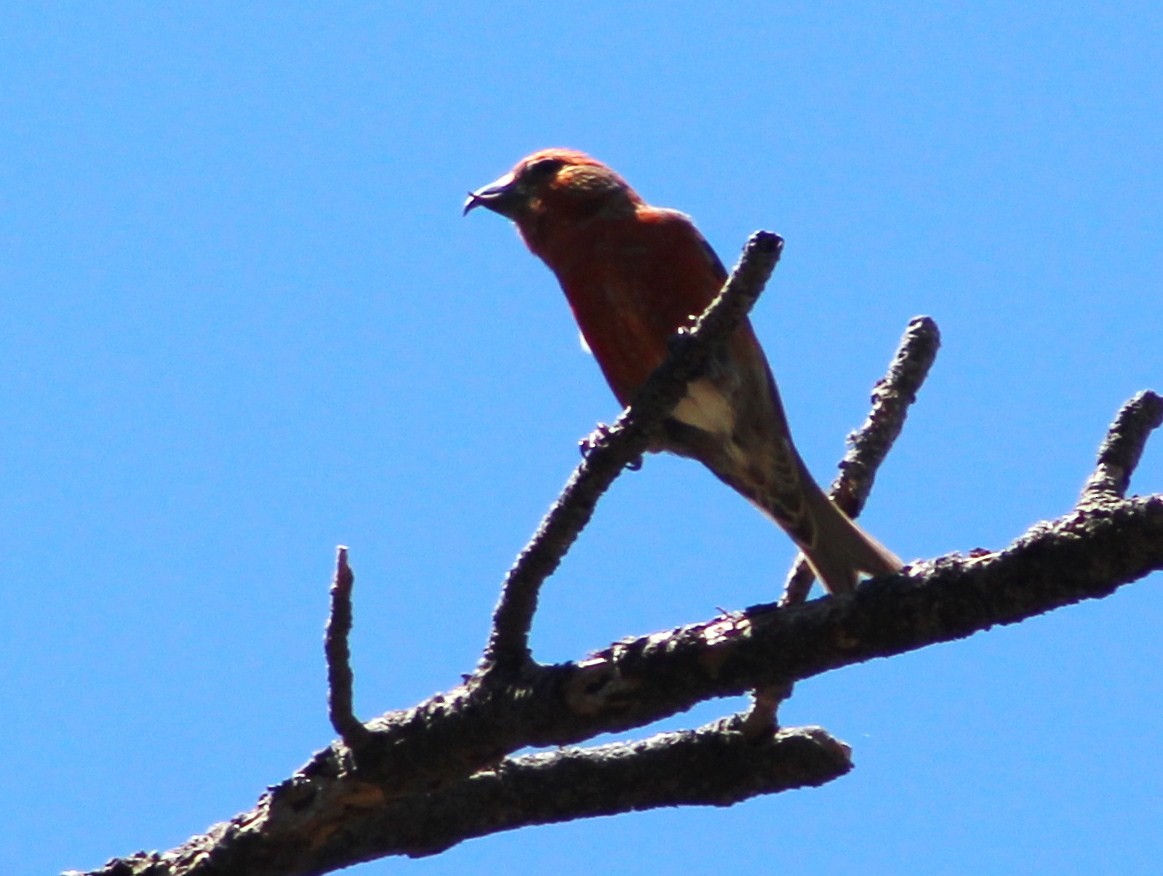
xmin=3 ymin=4 xmax=1161 ymax=874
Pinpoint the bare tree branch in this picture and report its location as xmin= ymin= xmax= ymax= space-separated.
xmin=308 ymin=723 xmax=850 ymax=864
xmin=72 ymin=725 xmax=850 ymax=876
xmin=558 ymin=498 xmax=1161 ymax=727
xmin=1079 ymin=390 xmax=1163 ymax=504
xmin=324 ymin=547 xmax=370 ymax=749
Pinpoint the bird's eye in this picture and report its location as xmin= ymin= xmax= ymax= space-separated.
xmin=523 ymin=156 xmax=565 ymax=179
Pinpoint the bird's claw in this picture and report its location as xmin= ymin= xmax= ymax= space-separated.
xmin=579 ymin=423 xmax=643 ymax=470
xmin=578 ymin=423 xmax=613 ymax=459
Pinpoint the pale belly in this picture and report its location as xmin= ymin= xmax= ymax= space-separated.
xmin=673 ymin=377 xmax=736 ymax=438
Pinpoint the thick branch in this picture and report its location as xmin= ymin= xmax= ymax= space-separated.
xmin=72 ymin=725 xmax=848 ymax=876
xmin=317 ymin=723 xmax=848 ymax=865
xmin=483 ymin=231 xmax=785 ymax=671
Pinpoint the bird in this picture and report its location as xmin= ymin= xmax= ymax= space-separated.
xmin=464 ymin=148 xmax=901 ymax=593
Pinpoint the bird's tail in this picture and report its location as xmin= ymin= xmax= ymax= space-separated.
xmin=778 ymin=483 xmax=902 ymax=594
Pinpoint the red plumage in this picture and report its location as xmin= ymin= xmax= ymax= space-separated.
xmin=465 ymin=148 xmax=901 ymax=593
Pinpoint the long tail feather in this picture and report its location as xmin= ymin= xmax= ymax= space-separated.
xmin=783 ymin=485 xmax=902 ymax=594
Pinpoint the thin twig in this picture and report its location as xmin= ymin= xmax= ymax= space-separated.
xmin=325 ymin=546 xmax=371 ymax=748
xmin=482 ymin=232 xmax=785 ymax=673
xmin=1078 ymin=390 xmax=1163 ymax=505
xmin=780 ymin=315 xmax=941 ymax=606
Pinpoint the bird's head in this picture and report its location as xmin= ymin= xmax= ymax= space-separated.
xmin=463 ymin=149 xmax=642 ymax=236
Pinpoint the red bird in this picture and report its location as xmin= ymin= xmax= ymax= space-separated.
xmin=464 ymin=148 xmax=901 ymax=593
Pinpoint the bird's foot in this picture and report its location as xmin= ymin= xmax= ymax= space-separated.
xmin=579 ymin=423 xmax=643 ymax=470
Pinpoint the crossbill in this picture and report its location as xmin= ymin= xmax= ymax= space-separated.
xmin=464 ymin=148 xmax=901 ymax=594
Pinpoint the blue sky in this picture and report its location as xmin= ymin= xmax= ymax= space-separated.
xmin=3 ymin=4 xmax=1161 ymax=874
